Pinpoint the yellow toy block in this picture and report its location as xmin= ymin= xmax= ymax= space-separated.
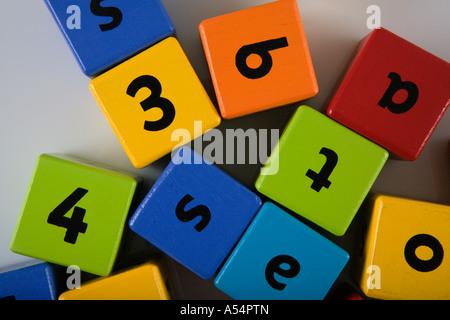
xmin=59 ymin=260 xmax=173 ymax=300
xmin=90 ymin=37 xmax=221 ymax=168
xmin=357 ymin=194 xmax=450 ymax=300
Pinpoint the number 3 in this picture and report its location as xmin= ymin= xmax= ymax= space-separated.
xmin=126 ymin=75 xmax=176 ymax=132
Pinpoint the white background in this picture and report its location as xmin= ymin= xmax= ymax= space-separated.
xmin=0 ymin=0 xmax=448 ymax=299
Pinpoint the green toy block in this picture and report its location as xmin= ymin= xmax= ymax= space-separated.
xmin=10 ymin=154 xmax=140 ymax=276
xmin=256 ymin=106 xmax=388 ymax=236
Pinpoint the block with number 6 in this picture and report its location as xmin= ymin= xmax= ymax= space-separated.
xmin=10 ymin=154 xmax=140 ymax=276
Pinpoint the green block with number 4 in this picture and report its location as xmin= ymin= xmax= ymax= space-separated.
xmin=10 ymin=154 xmax=140 ymax=276
xmin=256 ymin=106 xmax=388 ymax=236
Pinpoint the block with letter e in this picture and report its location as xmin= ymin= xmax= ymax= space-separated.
xmin=214 ymin=202 xmax=349 ymax=300
xmin=327 ymin=27 xmax=450 ymax=161
xmin=10 ymin=154 xmax=140 ymax=276
xmin=199 ymin=0 xmax=318 ymax=119
xmin=129 ymin=147 xmax=262 ymax=280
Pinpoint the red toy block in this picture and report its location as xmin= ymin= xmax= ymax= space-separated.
xmin=327 ymin=28 xmax=450 ymax=161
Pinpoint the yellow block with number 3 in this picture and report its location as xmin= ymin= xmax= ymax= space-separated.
xmin=59 ymin=260 xmax=173 ymax=300
xmin=90 ymin=37 xmax=221 ymax=168
xmin=357 ymin=194 xmax=450 ymax=300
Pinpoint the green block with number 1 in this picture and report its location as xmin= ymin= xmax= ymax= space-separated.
xmin=10 ymin=154 xmax=140 ymax=276
xmin=256 ymin=106 xmax=388 ymax=236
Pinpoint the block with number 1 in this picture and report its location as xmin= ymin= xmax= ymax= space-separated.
xmin=10 ymin=154 xmax=140 ymax=276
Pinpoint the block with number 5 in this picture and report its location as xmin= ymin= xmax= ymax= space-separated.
xmin=10 ymin=154 xmax=140 ymax=276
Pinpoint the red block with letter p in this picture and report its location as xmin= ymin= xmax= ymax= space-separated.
xmin=327 ymin=27 xmax=450 ymax=161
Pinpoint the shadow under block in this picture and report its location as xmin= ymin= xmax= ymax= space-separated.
xmin=59 ymin=260 xmax=172 ymax=300
xmin=327 ymin=27 xmax=450 ymax=161
xmin=90 ymin=37 xmax=221 ymax=169
xmin=44 ymin=0 xmax=174 ymax=77
xmin=0 ymin=263 xmax=57 ymax=300
xmin=129 ymin=147 xmax=262 ymax=280
xmin=10 ymin=154 xmax=140 ymax=276
xmin=214 ymin=202 xmax=349 ymax=300
xmin=256 ymin=106 xmax=388 ymax=236
xmin=199 ymin=0 xmax=318 ymax=119
xmin=356 ymin=194 xmax=450 ymax=300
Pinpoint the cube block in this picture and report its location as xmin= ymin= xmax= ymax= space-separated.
xmin=59 ymin=260 xmax=172 ymax=300
xmin=44 ymin=0 xmax=175 ymax=76
xmin=356 ymin=194 xmax=450 ymax=300
xmin=214 ymin=202 xmax=349 ymax=300
xmin=10 ymin=154 xmax=140 ymax=276
xmin=129 ymin=147 xmax=262 ymax=280
xmin=256 ymin=106 xmax=388 ymax=236
xmin=199 ymin=0 xmax=318 ymax=119
xmin=90 ymin=37 xmax=221 ymax=168
xmin=0 ymin=263 xmax=58 ymax=300
xmin=327 ymin=27 xmax=450 ymax=161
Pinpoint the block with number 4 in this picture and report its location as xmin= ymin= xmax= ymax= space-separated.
xmin=215 ymin=202 xmax=349 ymax=300
xmin=44 ymin=0 xmax=175 ymax=76
xmin=129 ymin=147 xmax=262 ymax=280
xmin=10 ymin=154 xmax=140 ymax=276
xmin=356 ymin=194 xmax=450 ymax=300
xmin=256 ymin=106 xmax=388 ymax=236
xmin=199 ymin=0 xmax=318 ymax=119
xmin=90 ymin=37 xmax=221 ymax=168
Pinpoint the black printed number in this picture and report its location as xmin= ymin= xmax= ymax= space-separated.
xmin=306 ymin=147 xmax=338 ymax=192
xmin=265 ymin=255 xmax=301 ymax=291
xmin=175 ymin=194 xmax=211 ymax=232
xmin=126 ymin=75 xmax=176 ymax=132
xmin=47 ymin=188 xmax=88 ymax=244
xmin=90 ymin=0 xmax=123 ymax=32
xmin=235 ymin=37 xmax=289 ymax=79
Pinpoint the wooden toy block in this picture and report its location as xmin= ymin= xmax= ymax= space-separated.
xmin=199 ymin=0 xmax=318 ymax=119
xmin=327 ymin=27 xmax=450 ymax=161
xmin=214 ymin=202 xmax=349 ymax=300
xmin=90 ymin=37 xmax=221 ymax=169
xmin=0 ymin=263 xmax=58 ymax=300
xmin=256 ymin=106 xmax=388 ymax=236
xmin=59 ymin=260 xmax=173 ymax=300
xmin=356 ymin=194 xmax=450 ymax=300
xmin=129 ymin=147 xmax=262 ymax=280
xmin=10 ymin=154 xmax=140 ymax=276
xmin=44 ymin=0 xmax=174 ymax=76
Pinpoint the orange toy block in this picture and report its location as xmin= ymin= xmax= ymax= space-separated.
xmin=199 ymin=0 xmax=318 ymax=119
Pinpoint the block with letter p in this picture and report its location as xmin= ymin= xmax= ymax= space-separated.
xmin=10 ymin=154 xmax=140 ymax=276
xmin=199 ymin=0 xmax=318 ymax=119
xmin=129 ymin=147 xmax=262 ymax=280
xmin=327 ymin=27 xmax=450 ymax=161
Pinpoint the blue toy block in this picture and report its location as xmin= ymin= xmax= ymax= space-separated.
xmin=0 ymin=263 xmax=58 ymax=300
xmin=129 ymin=147 xmax=262 ymax=280
xmin=214 ymin=202 xmax=350 ymax=300
xmin=44 ymin=0 xmax=175 ymax=76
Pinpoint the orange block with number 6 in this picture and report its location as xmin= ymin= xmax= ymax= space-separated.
xmin=199 ymin=0 xmax=318 ymax=119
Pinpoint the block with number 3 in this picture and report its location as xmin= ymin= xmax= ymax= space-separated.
xmin=10 ymin=154 xmax=140 ymax=276
xmin=90 ymin=37 xmax=221 ymax=168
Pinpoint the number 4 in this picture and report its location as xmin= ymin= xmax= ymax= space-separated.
xmin=47 ymin=188 xmax=89 ymax=244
